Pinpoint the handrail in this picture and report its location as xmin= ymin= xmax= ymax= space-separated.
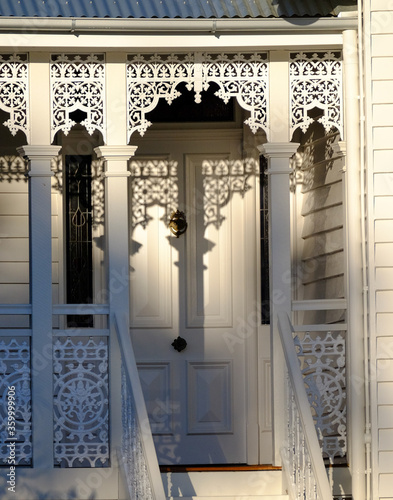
xmin=277 ymin=311 xmax=333 ymax=500
xmin=113 ymin=313 xmax=166 ymax=500
xmin=292 ymin=299 xmax=347 ymax=311
xmin=0 ymin=304 xmax=32 ymax=314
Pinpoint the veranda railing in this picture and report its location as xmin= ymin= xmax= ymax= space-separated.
xmin=113 ymin=313 xmax=166 ymax=500
xmin=278 ymin=311 xmax=334 ymax=500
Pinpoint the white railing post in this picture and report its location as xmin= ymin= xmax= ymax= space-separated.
xmin=17 ymin=144 xmax=61 ymax=469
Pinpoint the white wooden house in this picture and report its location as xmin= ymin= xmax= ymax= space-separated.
xmin=0 ymin=1 xmax=391 ymax=499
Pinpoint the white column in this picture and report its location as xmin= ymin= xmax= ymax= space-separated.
xmin=17 ymin=145 xmax=61 ymax=468
xmin=260 ymin=50 xmax=300 ymax=465
xmin=259 ymin=142 xmax=299 ymax=466
xmin=94 ymin=147 xmax=137 ymax=316
xmin=94 ymin=145 xmax=137 ymax=464
xmin=342 ymin=28 xmax=366 ymax=500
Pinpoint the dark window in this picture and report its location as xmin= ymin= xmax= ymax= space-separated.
xmin=260 ymin=155 xmax=270 ymax=325
xmin=65 ymin=155 xmax=93 ymax=327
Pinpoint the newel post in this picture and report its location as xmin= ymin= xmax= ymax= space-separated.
xmin=258 ymin=141 xmax=299 ymax=466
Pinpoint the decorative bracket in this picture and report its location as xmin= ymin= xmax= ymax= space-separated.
xmin=289 ymin=51 xmax=343 ymax=138
xmin=0 ymin=54 xmax=29 ymax=142
xmin=50 ymin=53 xmax=106 ymax=142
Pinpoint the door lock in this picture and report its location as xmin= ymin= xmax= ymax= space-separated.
xmin=172 ymin=336 xmax=187 ymax=352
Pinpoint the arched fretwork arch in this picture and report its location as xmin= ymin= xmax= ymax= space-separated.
xmin=126 ymin=52 xmax=269 ymax=140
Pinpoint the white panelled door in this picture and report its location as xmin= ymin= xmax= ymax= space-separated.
xmin=130 ymin=129 xmax=259 ymax=465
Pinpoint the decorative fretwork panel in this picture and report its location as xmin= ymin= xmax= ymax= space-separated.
xmin=53 ymin=336 xmax=109 ymax=468
xmin=50 ymin=54 xmax=105 ymax=141
xmin=0 ymin=54 xmax=29 ymax=141
xmin=290 ymin=51 xmax=342 ymax=138
xmin=130 ymin=158 xmax=178 ymax=229
xmin=126 ymin=52 xmax=268 ymax=139
xmin=295 ymin=331 xmax=346 ymax=461
xmin=0 ymin=337 xmax=32 ymax=466
xmin=203 ymin=53 xmax=268 ymax=134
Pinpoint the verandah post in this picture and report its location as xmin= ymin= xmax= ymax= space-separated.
xmin=17 ymin=145 xmax=61 ymax=468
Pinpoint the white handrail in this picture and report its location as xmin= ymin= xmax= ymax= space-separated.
xmin=0 ymin=304 xmax=32 ymax=314
xmin=292 ymin=299 xmax=347 ymax=311
xmin=278 ymin=311 xmax=333 ymax=500
xmin=113 ymin=313 xmax=166 ymax=500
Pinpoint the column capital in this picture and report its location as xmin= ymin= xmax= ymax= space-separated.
xmin=94 ymin=145 xmax=138 ymax=161
xmin=17 ymin=145 xmax=61 ymax=177
xmin=94 ymin=146 xmax=138 ymax=177
xmin=17 ymin=145 xmax=61 ymax=161
xmin=258 ymin=142 xmax=300 ymax=159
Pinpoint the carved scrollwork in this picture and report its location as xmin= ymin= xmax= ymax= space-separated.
xmin=126 ymin=52 xmax=268 ymax=140
xmin=51 ymin=54 xmax=105 ymax=141
xmin=0 ymin=54 xmax=29 ymax=141
xmin=290 ymin=51 xmax=343 ymax=138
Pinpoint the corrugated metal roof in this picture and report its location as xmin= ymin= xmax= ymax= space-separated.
xmin=0 ymin=0 xmax=357 ymax=19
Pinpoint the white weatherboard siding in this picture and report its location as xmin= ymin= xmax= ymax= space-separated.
xmin=367 ymin=1 xmax=393 ymax=498
xmin=0 ymin=158 xmax=29 ymax=323
xmin=0 ymin=150 xmax=61 ymax=328
xmin=296 ymin=126 xmax=345 ymax=325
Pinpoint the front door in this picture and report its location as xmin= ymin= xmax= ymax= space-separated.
xmin=130 ymin=128 xmax=260 ymax=465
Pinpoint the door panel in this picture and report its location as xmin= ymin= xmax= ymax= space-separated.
xmin=186 ymin=154 xmax=233 ymax=328
xmin=130 ymin=132 xmax=257 ymax=465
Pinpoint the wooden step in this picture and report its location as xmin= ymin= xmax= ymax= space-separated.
xmin=161 ymin=470 xmax=286 ymax=498
xmin=166 ymin=496 xmax=289 ymax=500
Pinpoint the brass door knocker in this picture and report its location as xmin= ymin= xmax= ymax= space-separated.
xmin=168 ymin=210 xmax=187 ymax=238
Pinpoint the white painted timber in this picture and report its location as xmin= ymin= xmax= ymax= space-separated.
xmin=166 ymin=497 xmax=288 ymax=500
xmin=161 ymin=471 xmax=286 ymax=498
xmin=94 ymin=145 xmax=138 ymax=500
xmin=17 ymin=145 xmax=60 ymax=470
xmin=365 ymin=1 xmax=393 ymax=498
xmin=259 ymin=139 xmax=299 ymax=466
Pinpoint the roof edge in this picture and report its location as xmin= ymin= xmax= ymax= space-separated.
xmin=0 ymin=16 xmax=358 ymax=35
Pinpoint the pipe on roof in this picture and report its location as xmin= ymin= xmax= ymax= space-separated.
xmin=0 ymin=16 xmax=358 ymax=34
